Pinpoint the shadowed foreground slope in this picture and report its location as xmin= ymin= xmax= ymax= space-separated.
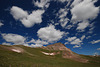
xmin=0 ymin=43 xmax=100 ymax=67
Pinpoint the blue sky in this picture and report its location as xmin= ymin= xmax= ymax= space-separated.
xmin=0 ymin=0 xmax=100 ymax=55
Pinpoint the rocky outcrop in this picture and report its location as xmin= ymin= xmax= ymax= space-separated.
xmin=42 ymin=43 xmax=71 ymax=51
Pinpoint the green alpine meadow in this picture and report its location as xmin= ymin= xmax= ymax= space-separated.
xmin=0 ymin=43 xmax=100 ymax=67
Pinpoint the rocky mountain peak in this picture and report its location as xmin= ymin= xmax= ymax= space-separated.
xmin=42 ymin=42 xmax=71 ymax=51
xmin=42 ymin=43 xmax=88 ymax=63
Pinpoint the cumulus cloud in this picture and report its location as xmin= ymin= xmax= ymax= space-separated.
xmin=33 ymin=0 xmax=50 ymax=9
xmin=73 ymin=45 xmax=81 ymax=48
xmin=10 ymin=6 xmax=45 ymax=28
xmin=71 ymin=0 xmax=82 ymax=6
xmin=28 ymin=39 xmax=48 ymax=45
xmin=27 ymin=39 xmax=48 ymax=47
xmin=35 ymin=39 xmax=48 ymax=45
xmin=81 ymin=35 xmax=85 ymax=40
xmin=57 ymin=0 xmax=67 ymax=3
xmin=86 ymin=36 xmax=91 ymax=39
xmin=64 ymin=42 xmax=68 ymax=45
xmin=57 ymin=8 xmax=69 ymax=28
xmin=10 ymin=6 xmax=28 ymax=20
xmin=30 ymin=44 xmax=43 ymax=47
xmin=0 ymin=22 xmax=4 ymax=27
xmin=55 ymin=23 xmax=59 ymax=26
xmin=71 ymin=38 xmax=82 ymax=45
xmin=21 ymin=10 xmax=45 ymax=27
xmin=58 ymin=8 xmax=68 ymax=16
xmin=71 ymin=0 xmax=99 ymax=22
xmin=2 ymin=42 xmax=11 ymax=45
xmin=91 ymin=40 xmax=100 ymax=44
xmin=2 ymin=33 xmax=26 ymax=45
xmin=65 ymin=25 xmax=73 ymax=29
xmin=77 ymin=21 xmax=89 ymax=31
xmin=87 ymin=22 xmax=95 ymax=34
xmin=60 ymin=19 xmax=69 ymax=28
xmin=66 ymin=37 xmax=76 ymax=42
xmin=66 ymin=36 xmax=83 ymax=48
xmin=37 ymin=25 xmax=64 ymax=42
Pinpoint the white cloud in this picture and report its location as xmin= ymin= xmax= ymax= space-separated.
xmin=64 ymin=36 xmax=85 ymax=48
xmin=86 ymin=36 xmax=91 ymax=39
xmin=71 ymin=39 xmax=82 ymax=45
xmin=60 ymin=18 xmax=69 ymax=28
xmin=28 ymin=39 xmax=48 ymax=45
xmin=58 ymin=8 xmax=69 ymax=28
xmin=30 ymin=44 xmax=43 ymax=47
xmin=73 ymin=45 xmax=81 ymax=48
xmin=35 ymin=39 xmax=48 ymax=45
xmin=21 ymin=10 xmax=45 ymax=27
xmin=27 ymin=39 xmax=48 ymax=47
xmin=89 ymin=27 xmax=94 ymax=31
xmin=2 ymin=33 xmax=26 ymax=45
xmin=71 ymin=0 xmax=83 ymax=6
xmin=37 ymin=25 xmax=64 ymax=42
xmin=57 ymin=0 xmax=67 ymax=3
xmin=64 ymin=42 xmax=68 ymax=45
xmin=27 ymin=38 xmax=35 ymax=43
xmin=86 ymin=22 xmax=95 ymax=34
xmin=66 ymin=0 xmax=72 ymax=7
xmin=59 ymin=8 xmax=68 ymax=18
xmin=66 ymin=37 xmax=76 ymax=42
xmin=77 ymin=21 xmax=89 ymax=30
xmin=10 ymin=6 xmax=45 ymax=28
xmin=55 ymin=23 xmax=59 ymax=26
xmin=81 ymin=35 xmax=85 ymax=40
xmin=65 ymin=25 xmax=73 ymax=29
xmin=23 ymin=43 xmax=29 ymax=47
xmin=33 ymin=0 xmax=50 ymax=9
xmin=66 ymin=37 xmax=82 ymax=47
xmin=0 ymin=22 xmax=4 ymax=27
xmin=71 ymin=0 xmax=99 ymax=22
xmin=10 ymin=6 xmax=28 ymax=20
xmin=91 ymin=40 xmax=100 ymax=44
xmin=2 ymin=42 xmax=11 ymax=45
xmin=93 ymin=52 xmax=99 ymax=56
xmin=97 ymin=48 xmax=100 ymax=50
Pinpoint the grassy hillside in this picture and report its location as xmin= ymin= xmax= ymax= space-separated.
xmin=0 ymin=45 xmax=100 ymax=67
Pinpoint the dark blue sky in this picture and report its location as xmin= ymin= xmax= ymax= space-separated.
xmin=0 ymin=0 xmax=100 ymax=55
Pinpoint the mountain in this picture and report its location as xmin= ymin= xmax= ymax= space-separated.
xmin=42 ymin=43 xmax=88 ymax=63
xmin=42 ymin=42 xmax=71 ymax=51
xmin=0 ymin=43 xmax=100 ymax=67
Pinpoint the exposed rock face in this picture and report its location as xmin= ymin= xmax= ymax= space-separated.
xmin=42 ymin=43 xmax=88 ymax=63
xmin=44 ymin=43 xmax=71 ymax=51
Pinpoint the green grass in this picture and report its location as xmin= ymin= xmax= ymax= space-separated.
xmin=0 ymin=45 xmax=100 ymax=67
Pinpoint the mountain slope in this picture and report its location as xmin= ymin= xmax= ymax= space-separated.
xmin=0 ymin=44 xmax=100 ymax=67
xmin=42 ymin=43 xmax=88 ymax=63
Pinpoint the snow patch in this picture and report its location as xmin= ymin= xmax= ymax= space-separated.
xmin=42 ymin=52 xmax=55 ymax=55
xmin=11 ymin=49 xmax=21 ymax=53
